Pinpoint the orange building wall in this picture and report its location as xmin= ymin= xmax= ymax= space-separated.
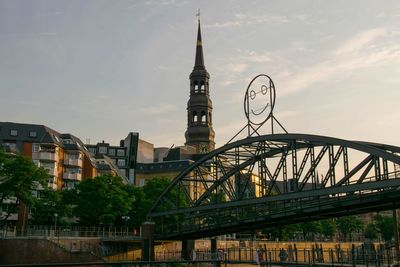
xmin=82 ymin=155 xmax=96 ymax=179
xmin=57 ymin=147 xmax=64 ymax=189
xmin=22 ymin=143 xmax=32 ymax=157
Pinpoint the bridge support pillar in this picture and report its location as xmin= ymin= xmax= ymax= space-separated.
xmin=211 ymin=238 xmax=221 ymax=267
xmin=211 ymin=238 xmax=217 ymax=257
xmin=141 ymin=221 xmax=155 ymax=261
xmin=182 ymin=239 xmax=195 ymax=260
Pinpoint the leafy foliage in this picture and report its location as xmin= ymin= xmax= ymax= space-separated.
xmin=0 ymin=150 xmax=48 ymax=225
xmin=320 ymin=219 xmax=337 ymax=238
xmin=375 ymin=214 xmax=394 ymax=241
xmin=336 ymin=215 xmax=364 ymax=241
xmin=364 ymin=222 xmax=378 ymax=240
xmin=71 ymin=175 xmax=135 ymax=226
xmin=30 ymin=189 xmax=71 ymax=226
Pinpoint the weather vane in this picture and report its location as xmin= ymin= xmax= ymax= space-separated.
xmin=228 ymin=74 xmax=288 ymax=143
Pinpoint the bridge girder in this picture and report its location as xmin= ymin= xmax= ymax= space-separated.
xmin=147 ymin=133 xmax=400 ymax=240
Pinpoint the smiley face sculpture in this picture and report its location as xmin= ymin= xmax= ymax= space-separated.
xmin=244 ymin=74 xmax=276 ymax=126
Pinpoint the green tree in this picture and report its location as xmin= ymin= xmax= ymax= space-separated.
xmin=72 ymin=175 xmax=135 ymax=226
xmin=300 ymin=221 xmax=323 ymax=241
xmin=263 ymin=224 xmax=301 ymax=241
xmin=375 ymin=214 xmax=394 ymax=241
xmin=364 ymin=222 xmax=378 ymax=240
xmin=320 ymin=219 xmax=336 ymax=239
xmin=125 ymin=184 xmax=145 ymax=229
xmin=336 ymin=216 xmax=364 ymax=241
xmin=134 ymin=177 xmax=189 ymax=233
xmin=0 ymin=150 xmax=48 ymax=225
xmin=30 ymin=189 xmax=71 ymax=226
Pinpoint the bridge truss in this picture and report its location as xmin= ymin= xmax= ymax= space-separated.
xmin=147 ymin=133 xmax=400 ymax=240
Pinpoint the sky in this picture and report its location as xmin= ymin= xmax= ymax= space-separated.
xmin=1 ymin=0 xmax=400 ymax=149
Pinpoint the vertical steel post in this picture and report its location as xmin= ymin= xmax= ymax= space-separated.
xmin=393 ymin=209 xmax=400 ymax=265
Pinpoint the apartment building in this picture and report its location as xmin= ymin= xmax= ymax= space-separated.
xmin=0 ymin=122 xmax=98 ymax=190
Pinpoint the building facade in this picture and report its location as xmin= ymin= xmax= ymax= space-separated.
xmin=0 ymin=122 xmax=98 ymax=190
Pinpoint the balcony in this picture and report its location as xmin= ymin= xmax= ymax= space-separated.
xmin=37 ymin=151 xmax=59 ymax=162
xmin=44 ymin=167 xmax=57 ymax=177
xmin=48 ymin=182 xmax=58 ymax=190
xmin=63 ymin=172 xmax=82 ymax=181
xmin=64 ymin=158 xmax=83 ymax=167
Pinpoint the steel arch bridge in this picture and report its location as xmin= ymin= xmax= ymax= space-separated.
xmin=147 ymin=133 xmax=400 ymax=240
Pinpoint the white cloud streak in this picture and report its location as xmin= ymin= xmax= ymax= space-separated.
xmin=140 ymin=103 xmax=178 ymax=115
xmin=279 ymin=27 xmax=400 ymax=96
xmin=204 ymin=13 xmax=288 ymax=28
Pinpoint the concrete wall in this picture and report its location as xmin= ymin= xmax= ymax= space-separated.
xmin=137 ymin=139 xmax=154 ymax=163
xmin=0 ymin=238 xmax=102 ymax=265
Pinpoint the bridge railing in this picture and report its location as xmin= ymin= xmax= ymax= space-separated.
xmin=0 ymin=225 xmax=140 ymax=239
xmin=153 ymin=245 xmax=398 ymax=266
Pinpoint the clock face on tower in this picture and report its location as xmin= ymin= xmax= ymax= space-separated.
xmin=199 ymin=143 xmax=209 ymax=154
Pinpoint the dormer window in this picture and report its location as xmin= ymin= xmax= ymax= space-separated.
xmin=98 ymin=146 xmax=107 ymax=154
xmin=29 ymin=131 xmax=37 ymax=138
xmin=10 ymin=129 xmax=18 ymax=136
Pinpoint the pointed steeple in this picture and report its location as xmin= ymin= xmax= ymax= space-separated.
xmin=186 ymin=16 xmax=215 ymax=154
xmin=194 ymin=20 xmax=206 ymax=70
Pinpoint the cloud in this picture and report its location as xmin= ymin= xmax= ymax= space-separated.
xmin=334 ymin=28 xmax=387 ymax=55
xmin=237 ymin=49 xmax=272 ymax=63
xmin=144 ymin=0 xmax=187 ymax=6
xmin=215 ymin=120 xmax=247 ymax=144
xmin=140 ymin=103 xmax=178 ymax=115
xmin=204 ymin=13 xmax=288 ymax=28
xmin=227 ymin=63 xmax=248 ymax=73
xmin=275 ymin=110 xmax=299 ymax=118
xmin=153 ymin=65 xmax=166 ymax=71
xmin=204 ymin=21 xmax=242 ymax=28
xmin=279 ymin=27 xmax=400 ymax=96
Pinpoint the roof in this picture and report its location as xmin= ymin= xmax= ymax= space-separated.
xmin=0 ymin=121 xmax=62 ymax=145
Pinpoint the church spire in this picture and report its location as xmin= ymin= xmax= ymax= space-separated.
xmin=185 ymin=16 xmax=215 ymax=154
xmin=194 ymin=19 xmax=206 ymax=70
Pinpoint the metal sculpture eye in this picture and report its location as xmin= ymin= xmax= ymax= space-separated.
xmin=261 ymin=85 xmax=268 ymax=95
xmin=250 ymin=90 xmax=256 ymax=100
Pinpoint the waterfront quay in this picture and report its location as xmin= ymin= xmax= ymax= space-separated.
xmin=0 ymin=226 xmax=398 ymax=267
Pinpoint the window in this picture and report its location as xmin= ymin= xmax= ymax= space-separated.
xmin=3 ymin=142 xmax=17 ymax=151
xmin=88 ymin=147 xmax=97 ymax=154
xmin=139 ymin=178 xmax=145 ymax=187
xmin=117 ymin=159 xmax=126 ymax=167
xmin=193 ymin=111 xmax=198 ymax=123
xmin=53 ymin=135 xmax=60 ymax=142
xmin=98 ymin=146 xmax=107 ymax=154
xmin=117 ymin=149 xmax=125 ymax=156
xmin=29 ymin=131 xmax=37 ymax=138
xmin=201 ymin=111 xmax=206 ymax=123
xmin=10 ymin=129 xmax=18 ymax=136
xmin=32 ymin=143 xmax=40 ymax=152
xmin=109 ymin=148 xmax=115 ymax=156
xmin=200 ymin=83 xmax=205 ymax=92
xmin=67 ymin=168 xmax=81 ymax=174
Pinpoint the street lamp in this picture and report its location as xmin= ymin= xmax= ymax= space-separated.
xmin=54 ymin=213 xmax=58 ymax=236
xmin=121 ymin=216 xmax=130 ymax=236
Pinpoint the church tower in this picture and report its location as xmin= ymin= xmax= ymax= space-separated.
xmin=185 ymin=19 xmax=215 ymax=154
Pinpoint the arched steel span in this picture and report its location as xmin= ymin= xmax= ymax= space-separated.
xmin=147 ymin=133 xmax=400 ymax=240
